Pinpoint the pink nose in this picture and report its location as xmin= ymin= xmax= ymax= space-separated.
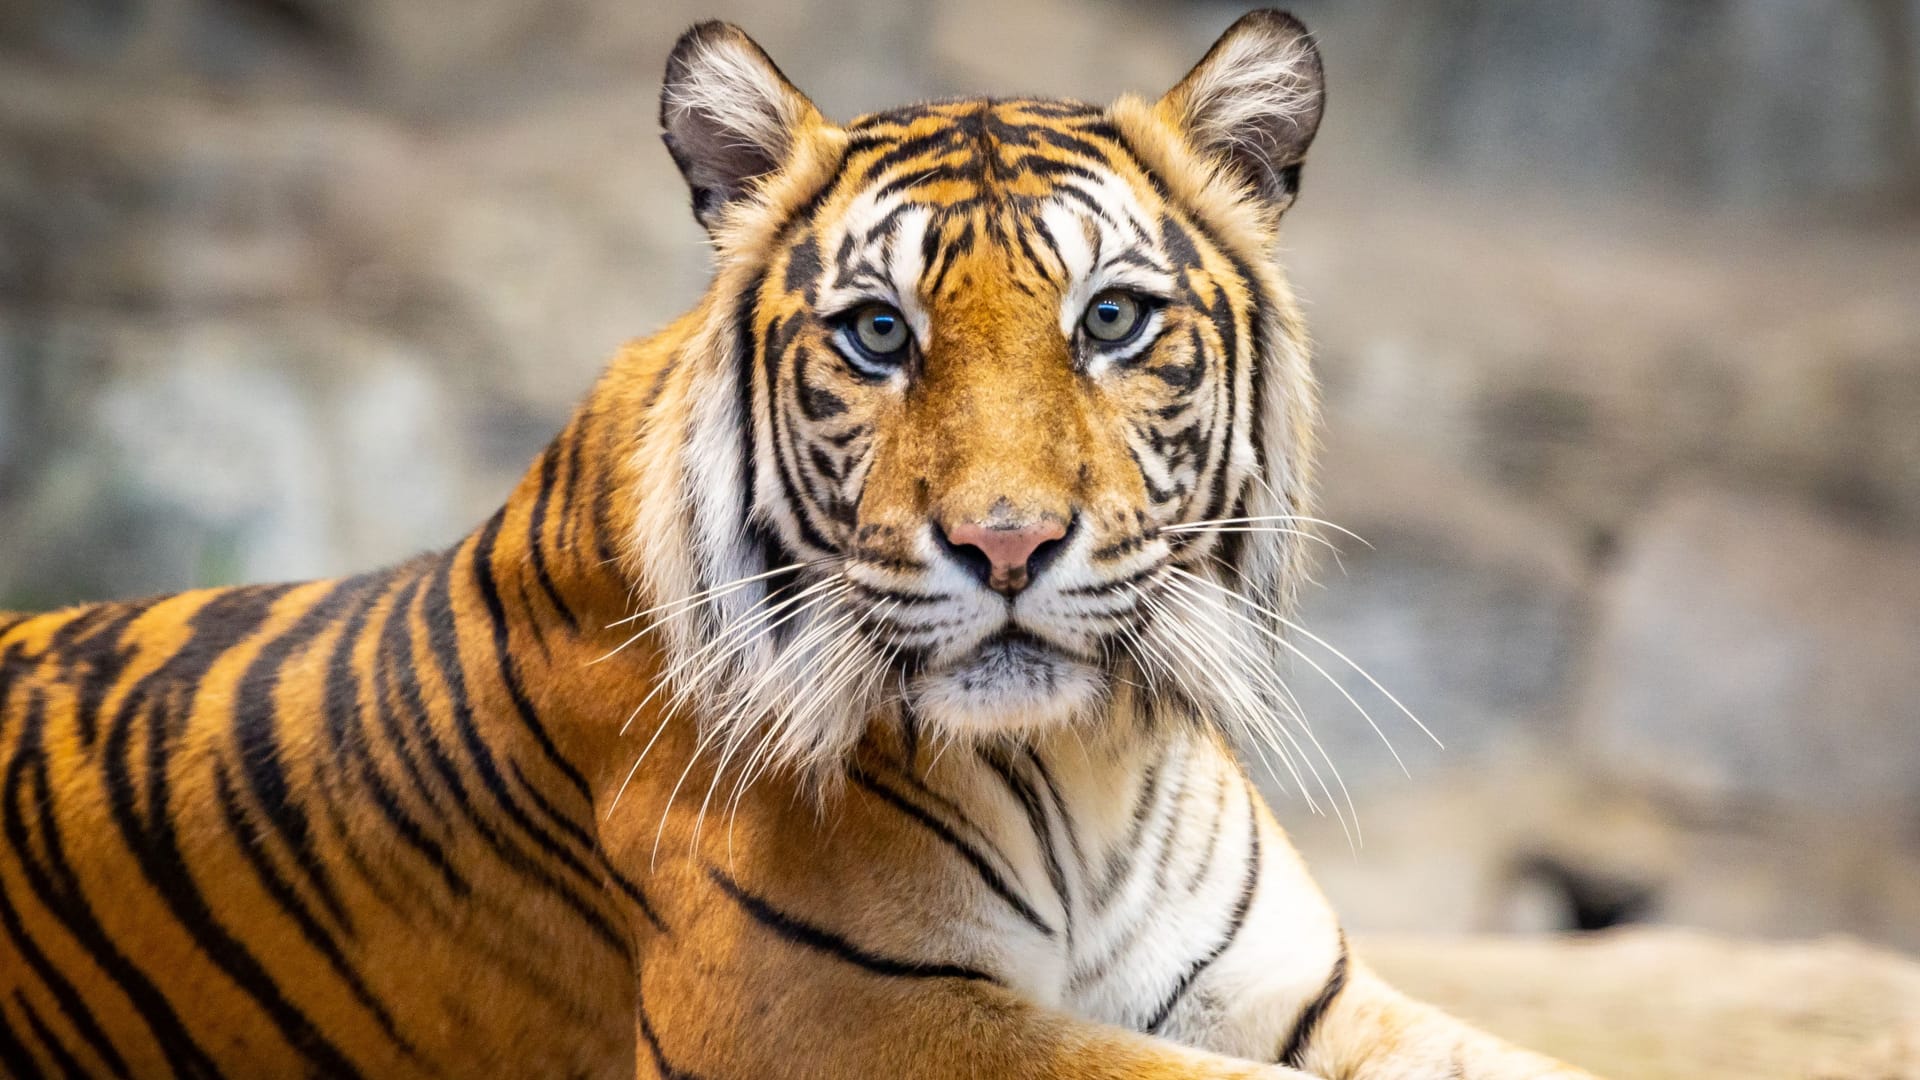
xmin=942 ymin=518 xmax=1068 ymax=595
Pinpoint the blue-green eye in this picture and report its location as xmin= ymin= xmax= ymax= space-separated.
xmin=850 ymin=304 xmax=910 ymax=359
xmin=1083 ymin=291 xmax=1145 ymax=343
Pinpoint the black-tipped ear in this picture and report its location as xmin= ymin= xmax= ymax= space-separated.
xmin=1157 ymin=10 xmax=1324 ymax=212
xmin=660 ymin=21 xmax=821 ymax=232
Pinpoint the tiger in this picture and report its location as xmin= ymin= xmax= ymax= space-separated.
xmin=0 ymin=10 xmax=1601 ymax=1079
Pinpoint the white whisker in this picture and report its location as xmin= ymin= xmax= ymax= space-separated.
xmin=1169 ymin=569 xmax=1416 ymax=774
xmin=1165 ymin=514 xmax=1371 ymax=548
xmin=1177 ymin=567 xmax=1440 ymax=749
xmin=606 ymin=557 xmax=837 ymax=629
xmin=608 ymin=579 xmax=851 ymax=831
xmin=1136 ymin=586 xmax=1324 ymax=816
xmin=1161 ymin=524 xmax=1341 ymax=553
xmin=1156 ymin=576 xmax=1359 ymax=847
xmin=646 ymin=582 xmax=857 ymax=860
xmin=617 ymin=576 xmax=848 ymax=737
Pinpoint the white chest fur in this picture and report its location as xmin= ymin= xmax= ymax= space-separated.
xmin=884 ymin=723 xmax=1346 ymax=1061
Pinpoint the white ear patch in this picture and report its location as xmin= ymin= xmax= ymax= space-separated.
xmin=1179 ymin=33 xmax=1318 ymax=160
xmin=660 ymin=22 xmax=821 ymax=230
xmin=1161 ymin=10 xmax=1325 ymax=208
xmin=663 ymin=36 xmax=809 ymax=160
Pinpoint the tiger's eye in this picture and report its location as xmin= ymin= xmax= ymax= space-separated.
xmin=853 ymin=304 xmax=910 ymax=357
xmin=1083 ymin=291 xmax=1144 ymax=342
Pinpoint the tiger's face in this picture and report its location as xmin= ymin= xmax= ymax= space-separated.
xmin=646 ymin=13 xmax=1324 ymax=768
xmin=759 ymin=100 xmax=1284 ymax=733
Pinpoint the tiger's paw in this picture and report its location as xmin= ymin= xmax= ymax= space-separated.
xmin=1151 ymin=1052 xmax=1325 ymax=1080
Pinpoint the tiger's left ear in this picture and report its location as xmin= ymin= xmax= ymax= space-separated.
xmin=1157 ymin=10 xmax=1325 ymax=214
xmin=660 ymin=21 xmax=824 ymax=232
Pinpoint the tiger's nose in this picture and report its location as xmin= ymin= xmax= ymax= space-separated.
xmin=939 ymin=517 xmax=1070 ymax=596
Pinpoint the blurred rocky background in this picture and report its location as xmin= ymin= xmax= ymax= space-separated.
xmin=2 ymin=1 xmax=1918 ymax=1070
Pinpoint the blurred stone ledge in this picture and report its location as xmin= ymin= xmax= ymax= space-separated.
xmin=1366 ymin=928 xmax=1920 ymax=1080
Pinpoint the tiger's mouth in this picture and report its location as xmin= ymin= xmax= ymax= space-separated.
xmin=907 ymin=626 xmax=1108 ymax=735
xmin=954 ymin=628 xmax=1063 ymax=683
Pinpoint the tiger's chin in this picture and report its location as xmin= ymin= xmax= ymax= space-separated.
xmin=907 ymin=630 xmax=1107 ymax=739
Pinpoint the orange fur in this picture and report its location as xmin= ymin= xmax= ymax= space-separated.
xmin=0 ymin=12 xmax=1596 ymax=1079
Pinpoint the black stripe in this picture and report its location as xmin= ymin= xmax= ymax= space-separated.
xmin=555 ymin=411 xmax=587 ymax=553
xmin=1070 ymin=764 xmax=1195 ymax=995
xmin=765 ymin=113 xmax=879 ymax=567
xmin=208 ymin=760 xmax=416 ymax=1058
xmin=368 ymin=572 xmax=458 ymax=833
xmin=635 ymin=989 xmax=702 ymax=1080
xmin=308 ymin=774 xmax=422 ymax=923
xmin=1178 ymin=778 xmax=1231 ymax=896
xmin=924 ymin=218 xmax=974 ymax=299
xmin=1143 ymin=785 xmax=1262 ymax=1034
xmin=850 ymin=767 xmax=1053 ymax=938
xmin=1211 ymin=241 xmax=1272 ymax=535
xmin=601 ymin=858 xmax=668 ymax=935
xmin=870 ymin=756 xmax=1004 ymax=865
xmin=0 ymin=710 xmax=136 ymax=1080
xmin=1020 ymin=155 xmax=1103 ymax=186
xmin=1149 ymin=763 xmax=1194 ymax=893
xmin=470 ymin=510 xmax=595 ymax=806
xmin=2 ymin=694 xmax=208 ymax=1078
xmin=0 ymin=996 xmax=48 ymax=1080
xmin=509 ymin=759 xmax=603 ymax=871
xmin=872 ymin=162 xmax=976 ymax=201
xmin=387 ymin=574 xmax=496 ymax=831
xmin=898 ymin=705 xmax=923 ymax=767
xmin=1090 ymin=762 xmax=1161 ymax=912
xmin=103 ymin=586 xmax=363 ymax=1077
xmin=1277 ymin=935 xmax=1350 ymax=1069
xmin=328 ymin=577 xmax=468 ymax=898
xmin=1024 ymin=749 xmax=1089 ymax=881
xmin=1134 ymin=153 xmax=1260 ymax=529
xmin=12 ymin=993 xmax=84 ymax=1080
xmin=1060 ymin=561 xmax=1162 ymax=598
xmin=416 ymin=553 xmax=626 ymax=952
xmin=59 ymin=606 xmax=148 ymax=750
xmin=978 ymin=751 xmax=1071 ymax=941
xmin=709 ymin=868 xmax=998 ymax=984
xmin=758 ymin=313 xmax=838 ymax=555
xmin=725 ymin=277 xmax=762 ymax=626
xmin=590 ymin=455 xmax=623 ymax=571
xmin=1011 ymin=221 xmax=1058 ymax=285
xmin=526 ymin=443 xmax=581 ymax=633
xmin=856 ymin=126 xmax=970 ymax=179
xmin=42 ymin=608 xmax=109 ymax=650
xmin=231 ymin=578 xmax=367 ymax=933
xmin=846 ymin=581 xmax=945 ymax=607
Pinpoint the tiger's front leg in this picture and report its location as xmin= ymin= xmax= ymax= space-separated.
xmin=1288 ymin=964 xmax=1594 ymax=1080
xmin=981 ymin=726 xmax=1600 ymax=1080
xmin=1178 ymin=794 xmax=1600 ymax=1080
xmin=635 ymin=931 xmax=1325 ymax=1080
xmin=605 ymin=727 xmax=1324 ymax=1080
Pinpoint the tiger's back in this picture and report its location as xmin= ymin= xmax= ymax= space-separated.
xmin=0 ymin=538 xmax=651 ymax=1076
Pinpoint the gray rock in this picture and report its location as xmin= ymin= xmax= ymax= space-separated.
xmin=1258 ymin=432 xmax=1593 ymax=795
xmin=1578 ymin=484 xmax=1920 ymax=817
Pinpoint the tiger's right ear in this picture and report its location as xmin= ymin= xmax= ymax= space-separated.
xmin=660 ymin=22 xmax=823 ymax=232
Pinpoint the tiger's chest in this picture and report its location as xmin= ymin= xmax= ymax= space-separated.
xmin=872 ymin=728 xmax=1342 ymax=1059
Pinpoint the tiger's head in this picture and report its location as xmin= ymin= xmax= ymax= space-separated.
xmin=631 ymin=11 xmax=1325 ymax=776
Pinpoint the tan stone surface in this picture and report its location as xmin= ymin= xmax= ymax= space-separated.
xmin=1365 ymin=930 xmax=1920 ymax=1080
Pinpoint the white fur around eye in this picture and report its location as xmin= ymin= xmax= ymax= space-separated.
xmin=816 ymin=199 xmax=933 ymax=344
